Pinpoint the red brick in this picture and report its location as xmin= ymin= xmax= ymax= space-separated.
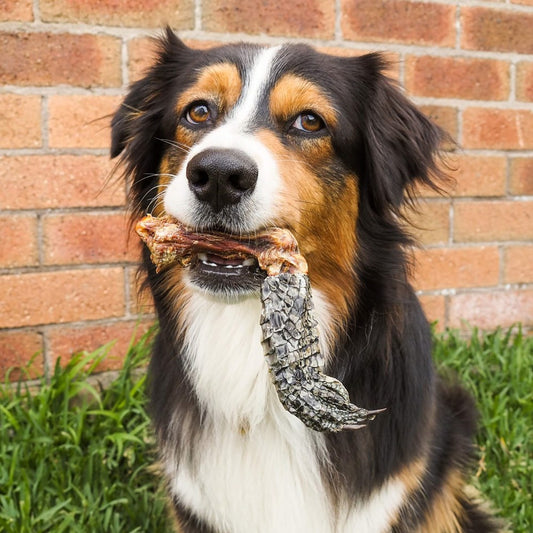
xmin=127 ymin=267 xmax=155 ymax=315
xmin=203 ymin=0 xmax=336 ymax=39
xmin=128 ymin=37 xmax=160 ymax=83
xmin=504 ymin=245 xmax=533 ymax=284
xmin=318 ymin=46 xmax=372 ymax=57
xmin=408 ymin=201 xmax=450 ymax=246
xmin=418 ymin=294 xmax=446 ymax=331
xmin=183 ymin=39 xmax=225 ymax=50
xmin=0 ymin=32 xmax=121 ymax=87
xmin=43 ymin=212 xmax=138 ymax=266
xmin=454 ymin=201 xmax=533 ymax=242
xmin=317 ymin=47 xmax=401 ymax=80
xmin=516 ymin=62 xmax=533 ymax=102
xmin=0 ymin=268 xmax=124 ymax=328
xmin=449 ymin=154 xmax=507 ymax=197
xmin=47 ymin=319 xmax=153 ymax=372
xmin=41 ymin=0 xmax=194 ymax=28
xmin=412 ymin=247 xmax=499 ymax=291
xmin=419 ymin=106 xmax=458 ymax=150
xmin=449 ymin=290 xmax=533 ymax=329
xmin=405 ymin=56 xmax=509 ymax=101
xmin=462 ymin=108 xmax=533 ymax=150
xmin=509 ymin=158 xmax=533 ymax=195
xmin=48 ymin=95 xmax=122 ymax=149
xmin=0 ymin=214 xmax=39 ymax=268
xmin=0 ymin=95 xmax=41 ymax=149
xmin=461 ymin=7 xmax=533 ymax=54
xmin=0 ymin=0 xmax=33 ymax=21
xmin=341 ymin=0 xmax=455 ymax=47
xmin=0 ymin=156 xmax=125 ymax=210
xmin=0 ymin=330 xmax=44 ymax=381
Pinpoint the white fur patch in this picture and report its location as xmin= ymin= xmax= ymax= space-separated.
xmin=164 ymin=46 xmax=284 ymax=233
xmin=181 ymin=289 xmax=270 ymax=428
xmin=341 ymin=478 xmax=407 ymax=532
xmin=164 ymin=285 xmax=406 ymax=533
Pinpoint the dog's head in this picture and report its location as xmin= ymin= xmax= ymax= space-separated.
xmin=112 ymin=29 xmax=445 ymax=324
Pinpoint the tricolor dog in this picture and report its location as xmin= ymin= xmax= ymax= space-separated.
xmin=111 ymin=29 xmax=499 ymax=533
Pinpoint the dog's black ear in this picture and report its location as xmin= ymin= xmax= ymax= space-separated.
xmin=357 ymin=54 xmax=447 ymax=213
xmin=110 ymin=27 xmax=192 ymax=159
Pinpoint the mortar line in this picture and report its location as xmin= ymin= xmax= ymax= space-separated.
xmin=455 ymin=4 xmax=461 ymax=51
xmin=509 ymin=61 xmax=517 ymax=103
xmin=32 ymin=0 xmax=41 ymax=22
xmin=121 ymin=38 xmax=129 ymax=89
xmin=42 ymin=328 xmax=52 ymax=383
xmin=505 ymin=155 xmax=511 ymax=197
xmin=335 ymin=0 xmax=342 ymax=42
xmin=195 ymin=0 xmax=203 ymax=32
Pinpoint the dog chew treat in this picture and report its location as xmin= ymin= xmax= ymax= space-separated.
xmin=135 ymin=215 xmax=307 ymax=276
xmin=136 ymin=214 xmax=383 ymax=432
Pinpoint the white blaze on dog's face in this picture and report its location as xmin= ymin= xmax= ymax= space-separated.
xmin=158 ymin=44 xmax=359 ymax=323
xmin=164 ymin=47 xmax=283 ymax=233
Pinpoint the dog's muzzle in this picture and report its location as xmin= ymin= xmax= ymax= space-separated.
xmin=186 ymin=148 xmax=259 ymax=213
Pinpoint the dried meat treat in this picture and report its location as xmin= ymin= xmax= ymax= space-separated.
xmin=136 ymin=215 xmax=383 ymax=432
xmin=135 ymin=214 xmax=307 ymax=275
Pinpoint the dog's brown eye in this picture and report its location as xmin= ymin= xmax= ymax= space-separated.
xmin=186 ymin=103 xmax=211 ymax=125
xmin=292 ymin=112 xmax=325 ymax=133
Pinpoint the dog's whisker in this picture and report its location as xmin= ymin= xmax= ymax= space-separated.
xmin=138 ymin=184 xmax=168 ymax=212
xmin=157 ymin=137 xmax=192 ymax=153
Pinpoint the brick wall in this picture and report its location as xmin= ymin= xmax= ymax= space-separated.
xmin=1 ymin=0 xmax=532 ymax=379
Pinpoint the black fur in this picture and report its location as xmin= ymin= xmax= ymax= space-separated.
xmin=111 ymin=30 xmax=499 ymax=532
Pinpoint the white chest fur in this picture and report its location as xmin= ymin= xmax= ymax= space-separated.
xmin=164 ymin=289 xmax=405 ymax=533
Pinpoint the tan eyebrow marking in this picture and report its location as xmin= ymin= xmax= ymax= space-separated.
xmin=176 ymin=63 xmax=242 ymax=114
xmin=269 ymin=73 xmax=338 ymax=127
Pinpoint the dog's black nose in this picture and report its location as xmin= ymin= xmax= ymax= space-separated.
xmin=186 ymin=149 xmax=259 ymax=212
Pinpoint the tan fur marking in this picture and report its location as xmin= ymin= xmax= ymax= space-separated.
xmin=176 ymin=63 xmax=242 ymax=117
xmin=269 ymin=74 xmax=338 ymax=128
xmin=397 ymin=458 xmax=427 ymax=495
xmin=153 ymin=155 xmax=172 ymax=216
xmin=417 ymin=469 xmax=466 ymax=533
xmin=255 ymin=129 xmax=358 ymax=342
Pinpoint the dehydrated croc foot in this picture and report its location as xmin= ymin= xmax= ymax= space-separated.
xmin=260 ymin=272 xmax=384 ymax=432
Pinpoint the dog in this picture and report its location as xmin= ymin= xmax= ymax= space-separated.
xmin=111 ymin=28 xmax=499 ymax=533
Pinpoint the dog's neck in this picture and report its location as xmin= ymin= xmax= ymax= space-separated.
xmin=179 ymin=283 xmax=335 ymax=429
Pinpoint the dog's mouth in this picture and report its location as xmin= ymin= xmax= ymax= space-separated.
xmin=191 ymin=251 xmax=265 ymax=294
xmin=135 ymin=214 xmax=307 ymax=297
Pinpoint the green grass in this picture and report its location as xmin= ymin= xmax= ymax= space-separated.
xmin=0 ymin=330 xmax=172 ymax=533
xmin=433 ymin=326 xmax=533 ymax=532
xmin=0 ymin=326 xmax=531 ymax=532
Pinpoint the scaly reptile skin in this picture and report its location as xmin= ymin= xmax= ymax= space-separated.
xmin=260 ymin=272 xmax=382 ymax=432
